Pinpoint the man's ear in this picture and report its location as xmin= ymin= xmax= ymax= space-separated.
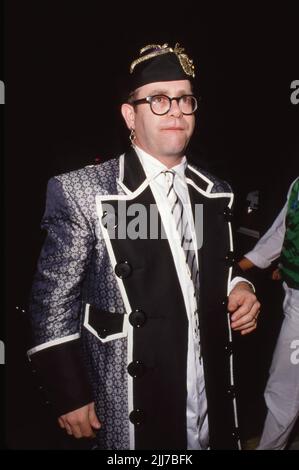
xmin=121 ymin=103 xmax=135 ymax=130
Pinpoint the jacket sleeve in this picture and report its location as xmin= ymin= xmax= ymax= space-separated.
xmin=28 ymin=176 xmax=94 ymax=416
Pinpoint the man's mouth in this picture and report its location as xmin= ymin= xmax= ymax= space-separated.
xmin=161 ymin=127 xmax=184 ymax=131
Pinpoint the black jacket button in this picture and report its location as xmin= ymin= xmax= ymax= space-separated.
xmin=129 ymin=409 xmax=145 ymax=425
xmin=225 ymin=343 xmax=233 ymax=355
xmin=227 ymin=385 xmax=236 ymax=398
xmin=223 ymin=207 xmax=233 ymax=221
xmin=98 ymin=328 xmax=108 ymax=339
xmin=115 ymin=261 xmax=132 ymax=279
xmin=127 ymin=361 xmax=146 ymax=378
xmin=232 ymin=428 xmax=240 ymax=440
xmin=225 ymin=251 xmax=235 ymax=266
xmin=129 ymin=309 xmax=147 ymax=328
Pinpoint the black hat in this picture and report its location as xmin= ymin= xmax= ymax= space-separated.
xmin=129 ymin=43 xmax=195 ymax=91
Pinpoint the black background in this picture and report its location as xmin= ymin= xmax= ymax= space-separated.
xmin=3 ymin=1 xmax=299 ymax=449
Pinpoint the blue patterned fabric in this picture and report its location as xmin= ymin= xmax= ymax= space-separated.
xmin=30 ymin=158 xmax=130 ymax=449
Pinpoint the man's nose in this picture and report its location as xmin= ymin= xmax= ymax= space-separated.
xmin=168 ymin=98 xmax=182 ymax=117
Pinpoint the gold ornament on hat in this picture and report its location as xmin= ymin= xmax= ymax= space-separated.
xmin=130 ymin=43 xmax=195 ymax=78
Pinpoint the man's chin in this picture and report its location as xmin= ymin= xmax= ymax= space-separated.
xmin=164 ymin=145 xmax=187 ymax=158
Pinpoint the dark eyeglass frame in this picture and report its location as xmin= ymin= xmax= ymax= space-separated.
xmin=130 ymin=94 xmax=198 ymax=115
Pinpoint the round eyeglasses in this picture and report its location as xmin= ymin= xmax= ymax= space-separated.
xmin=131 ymin=94 xmax=198 ymax=115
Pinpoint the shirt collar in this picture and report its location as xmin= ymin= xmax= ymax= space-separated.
xmin=134 ymin=144 xmax=187 ymax=183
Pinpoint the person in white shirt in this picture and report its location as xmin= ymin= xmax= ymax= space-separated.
xmin=239 ymin=177 xmax=299 ymax=450
xmin=28 ymin=42 xmax=260 ymax=450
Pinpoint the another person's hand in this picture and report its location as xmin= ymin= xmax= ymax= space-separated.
xmin=271 ymin=268 xmax=281 ymax=281
xmin=228 ymin=282 xmax=261 ymax=335
xmin=238 ymin=257 xmax=255 ymax=271
xmin=58 ymin=402 xmax=101 ymax=438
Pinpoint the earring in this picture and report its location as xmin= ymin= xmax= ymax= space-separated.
xmin=129 ymin=128 xmax=136 ymax=145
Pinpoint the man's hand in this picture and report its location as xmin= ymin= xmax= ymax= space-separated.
xmin=228 ymin=282 xmax=261 ymax=335
xmin=58 ymin=402 xmax=101 ymax=438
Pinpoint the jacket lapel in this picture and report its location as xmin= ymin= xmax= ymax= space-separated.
xmin=118 ymin=147 xmax=148 ymax=195
xmin=184 ymin=164 xmax=214 ymax=279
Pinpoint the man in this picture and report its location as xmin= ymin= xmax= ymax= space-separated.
xmin=28 ymin=43 xmax=260 ymax=450
xmin=239 ymin=177 xmax=299 ymax=450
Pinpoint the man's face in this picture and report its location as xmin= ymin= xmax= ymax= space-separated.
xmin=128 ymin=80 xmax=195 ymax=160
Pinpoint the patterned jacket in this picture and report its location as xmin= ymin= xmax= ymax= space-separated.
xmin=28 ymin=148 xmax=242 ymax=449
